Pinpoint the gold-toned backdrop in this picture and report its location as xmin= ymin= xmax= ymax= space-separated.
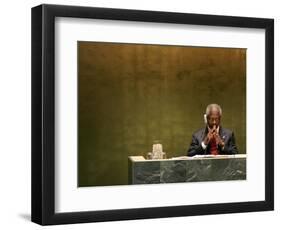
xmin=78 ymin=42 xmax=246 ymax=187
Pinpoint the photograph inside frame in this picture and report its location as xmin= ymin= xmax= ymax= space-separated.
xmin=77 ymin=41 xmax=246 ymax=187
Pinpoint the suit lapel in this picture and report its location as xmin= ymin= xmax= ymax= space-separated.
xmin=219 ymin=127 xmax=227 ymax=143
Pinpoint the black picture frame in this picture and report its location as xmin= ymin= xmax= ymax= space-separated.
xmin=31 ymin=4 xmax=274 ymax=225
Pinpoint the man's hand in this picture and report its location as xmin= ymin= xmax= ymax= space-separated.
xmin=203 ymin=126 xmax=216 ymax=145
xmin=214 ymin=131 xmax=224 ymax=148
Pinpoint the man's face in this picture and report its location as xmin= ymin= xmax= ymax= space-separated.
xmin=207 ymin=110 xmax=221 ymax=129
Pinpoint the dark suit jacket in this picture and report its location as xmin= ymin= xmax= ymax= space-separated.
xmin=187 ymin=126 xmax=238 ymax=156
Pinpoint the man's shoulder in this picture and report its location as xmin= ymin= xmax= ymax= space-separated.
xmin=192 ymin=128 xmax=206 ymax=136
xmin=191 ymin=127 xmax=234 ymax=137
xmin=220 ymin=127 xmax=234 ymax=136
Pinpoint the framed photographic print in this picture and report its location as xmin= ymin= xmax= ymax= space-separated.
xmin=31 ymin=4 xmax=274 ymax=225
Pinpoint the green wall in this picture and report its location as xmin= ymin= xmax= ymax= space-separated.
xmin=78 ymin=42 xmax=246 ymax=187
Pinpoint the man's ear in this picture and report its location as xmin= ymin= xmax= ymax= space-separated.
xmin=204 ymin=114 xmax=207 ymax=124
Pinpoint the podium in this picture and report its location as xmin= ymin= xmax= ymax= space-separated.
xmin=128 ymin=155 xmax=246 ymax=184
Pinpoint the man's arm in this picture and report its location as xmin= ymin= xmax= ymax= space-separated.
xmin=187 ymin=134 xmax=206 ymax=156
xmin=219 ymin=132 xmax=238 ymax=154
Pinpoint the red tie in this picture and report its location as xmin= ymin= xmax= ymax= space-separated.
xmin=209 ymin=137 xmax=218 ymax=155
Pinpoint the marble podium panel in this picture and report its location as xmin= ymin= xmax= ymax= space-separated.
xmin=128 ymin=155 xmax=246 ymax=184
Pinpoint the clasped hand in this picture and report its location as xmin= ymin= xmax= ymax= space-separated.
xmin=203 ymin=126 xmax=224 ymax=147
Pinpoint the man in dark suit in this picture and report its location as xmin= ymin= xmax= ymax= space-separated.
xmin=187 ymin=104 xmax=238 ymax=156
